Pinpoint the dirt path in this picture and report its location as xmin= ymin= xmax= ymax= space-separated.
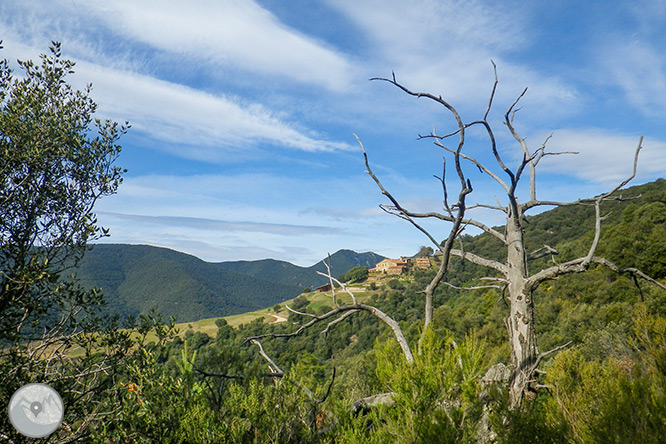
xmin=270 ymin=313 xmax=288 ymax=324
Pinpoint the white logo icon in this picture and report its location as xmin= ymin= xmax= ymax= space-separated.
xmin=8 ymin=383 xmax=64 ymax=438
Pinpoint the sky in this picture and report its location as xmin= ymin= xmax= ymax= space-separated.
xmin=1 ymin=0 xmax=665 ymax=266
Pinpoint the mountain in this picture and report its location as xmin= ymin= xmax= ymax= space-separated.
xmin=215 ymin=249 xmax=385 ymax=289
xmin=75 ymin=180 xmax=665 ymax=325
xmin=306 ymin=249 xmax=386 ymax=282
xmin=75 ymin=245 xmax=385 ymax=322
xmin=76 ymin=244 xmax=303 ymax=322
xmin=212 ymin=258 xmax=318 ymax=289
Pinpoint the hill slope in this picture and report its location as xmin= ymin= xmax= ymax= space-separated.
xmin=76 ymin=245 xmax=385 ymax=322
xmin=214 ymin=249 xmax=385 ymax=289
xmin=76 ymin=244 xmax=304 ymax=322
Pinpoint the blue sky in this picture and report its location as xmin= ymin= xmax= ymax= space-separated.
xmin=2 ymin=0 xmax=665 ymax=266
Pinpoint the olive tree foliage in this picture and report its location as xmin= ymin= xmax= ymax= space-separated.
xmin=0 ymin=41 xmax=127 ymax=341
xmin=0 ymin=42 xmax=173 ymax=443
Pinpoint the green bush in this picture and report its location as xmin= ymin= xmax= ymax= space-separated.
xmin=338 ymin=266 xmax=369 ymax=284
xmin=337 ymin=328 xmax=485 ymax=443
xmin=545 ymin=306 xmax=666 ymax=444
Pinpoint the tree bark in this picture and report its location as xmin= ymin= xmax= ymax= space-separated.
xmin=504 ymin=211 xmax=537 ymax=408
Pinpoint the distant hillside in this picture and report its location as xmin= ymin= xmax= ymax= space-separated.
xmin=215 ymin=249 xmax=385 ymax=289
xmin=76 ymin=245 xmax=385 ymax=322
xmin=76 ymin=244 xmax=303 ymax=322
xmin=446 ymin=178 xmax=666 ymax=285
xmin=212 ymin=258 xmax=318 ymax=289
xmin=75 ymin=180 xmax=665 ymax=325
xmin=307 ymin=249 xmax=386 ymax=282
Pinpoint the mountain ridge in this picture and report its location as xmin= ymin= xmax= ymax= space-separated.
xmin=214 ymin=249 xmax=385 ymax=289
xmin=78 ymin=178 xmax=665 ymax=324
xmin=76 ymin=245 xmax=385 ymax=322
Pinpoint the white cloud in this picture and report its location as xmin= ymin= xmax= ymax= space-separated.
xmin=0 ymin=35 xmax=353 ymax=156
xmin=325 ymin=0 xmax=578 ymax=113
xmin=535 ymin=129 xmax=666 ymax=185
xmin=326 ymin=0 xmax=524 ymax=55
xmin=72 ymin=60 xmax=353 ymax=155
xmin=600 ymin=41 xmax=666 ymax=118
xmin=98 ymin=212 xmax=343 ymax=236
xmin=74 ymin=0 xmax=355 ymax=91
xmin=0 ymin=2 xmax=356 ymax=157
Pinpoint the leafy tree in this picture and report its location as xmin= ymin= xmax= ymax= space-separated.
xmin=0 ymin=41 xmax=175 ymax=442
xmin=0 ymin=40 xmax=127 ymax=341
xmin=338 ymin=266 xmax=369 ymax=283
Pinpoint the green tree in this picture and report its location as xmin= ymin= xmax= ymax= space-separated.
xmin=338 ymin=266 xmax=369 ymax=283
xmin=414 ymin=246 xmax=434 ymax=257
xmin=0 ymin=41 xmax=127 ymax=340
xmin=0 ymin=41 xmax=173 ymax=443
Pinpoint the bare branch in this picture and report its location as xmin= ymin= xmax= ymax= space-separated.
xmin=322 ymin=254 xmax=338 ymax=307
xmin=321 ymin=309 xmax=359 ymax=337
xmin=192 ymin=361 xmax=281 ymax=380
xmin=251 ymin=339 xmax=284 ymax=375
xmin=528 ymin=245 xmax=559 ymax=260
xmin=315 ymin=271 xmax=357 ymax=305
xmin=590 ymin=257 xmax=666 ymax=291
xmin=360 ymin=133 xmax=507 ymax=245
xmin=317 ymin=367 xmax=335 ymax=404
xmin=527 ymin=255 xmax=666 ymax=292
xmin=581 ymin=138 xmax=643 ymax=268
xmin=431 ymin=136 xmax=510 ymax=194
xmin=286 ymin=304 xmax=317 ymax=318
xmin=370 ymin=74 xmax=465 ymax=132
xmin=484 ymin=60 xmax=499 ymax=121
xmin=467 ymin=202 xmax=507 ymax=212
xmin=451 ymin=248 xmax=508 ymax=275
xmin=523 ymin=137 xmax=642 ymax=212
xmin=246 ymin=303 xmax=413 ymax=363
xmin=527 ymin=341 xmax=573 ymax=380
xmin=441 ymin=281 xmax=505 ymax=291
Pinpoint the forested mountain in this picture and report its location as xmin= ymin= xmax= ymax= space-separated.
xmin=75 ymin=245 xmax=384 ymax=322
xmin=215 ymin=249 xmax=385 ymax=289
xmin=77 ymin=180 xmax=664 ymax=326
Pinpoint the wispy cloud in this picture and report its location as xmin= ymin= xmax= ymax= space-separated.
xmin=599 ymin=41 xmax=666 ymax=118
xmin=0 ymin=39 xmax=353 ymax=157
xmin=535 ymin=129 xmax=666 ymax=185
xmin=74 ymin=61 xmax=354 ymax=155
xmin=326 ymin=0 xmax=579 ymax=113
xmin=73 ymin=0 xmax=355 ymax=92
xmin=0 ymin=2 xmax=355 ymax=157
xmin=98 ymin=212 xmax=343 ymax=236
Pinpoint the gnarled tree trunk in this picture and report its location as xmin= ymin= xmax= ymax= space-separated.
xmin=504 ymin=210 xmax=537 ymax=407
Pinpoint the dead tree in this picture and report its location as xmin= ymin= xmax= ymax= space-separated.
xmin=363 ymin=68 xmax=666 ymax=408
xmin=245 ymin=66 xmax=665 ymax=411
